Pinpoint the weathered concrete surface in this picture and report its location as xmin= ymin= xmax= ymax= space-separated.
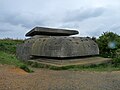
xmin=17 ymin=27 xmax=99 ymax=61
xmin=31 ymin=37 xmax=99 ymax=58
xmin=26 ymin=27 xmax=79 ymax=36
xmin=17 ymin=37 xmax=99 ymax=60
xmin=28 ymin=57 xmax=111 ymax=67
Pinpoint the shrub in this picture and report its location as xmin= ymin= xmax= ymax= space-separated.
xmin=97 ymin=32 xmax=120 ymax=58
xmin=0 ymin=39 xmax=23 ymax=54
xmin=19 ymin=64 xmax=33 ymax=73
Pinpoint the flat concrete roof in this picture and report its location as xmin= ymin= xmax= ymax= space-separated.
xmin=25 ymin=27 xmax=79 ymax=36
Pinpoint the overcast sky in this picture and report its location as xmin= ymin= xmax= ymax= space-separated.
xmin=0 ymin=0 xmax=120 ymax=39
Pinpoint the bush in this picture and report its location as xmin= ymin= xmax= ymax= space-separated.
xmin=19 ymin=64 xmax=33 ymax=73
xmin=97 ymin=32 xmax=120 ymax=58
xmin=112 ymin=49 xmax=120 ymax=66
xmin=0 ymin=39 xmax=23 ymax=54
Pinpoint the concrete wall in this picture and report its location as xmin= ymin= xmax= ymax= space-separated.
xmin=16 ymin=36 xmax=99 ymax=60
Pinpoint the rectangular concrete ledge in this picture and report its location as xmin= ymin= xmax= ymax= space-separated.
xmin=27 ymin=57 xmax=112 ymax=67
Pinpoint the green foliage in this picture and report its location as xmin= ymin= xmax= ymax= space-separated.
xmin=0 ymin=38 xmax=23 ymax=54
xmin=0 ymin=39 xmax=33 ymax=73
xmin=112 ymin=49 xmax=120 ymax=67
xmin=97 ymin=32 xmax=120 ymax=58
xmin=19 ymin=64 xmax=34 ymax=73
xmin=0 ymin=51 xmax=33 ymax=73
xmin=0 ymin=51 xmax=21 ymax=65
xmin=112 ymin=58 xmax=120 ymax=67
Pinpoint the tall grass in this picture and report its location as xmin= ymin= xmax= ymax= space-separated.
xmin=0 ymin=39 xmax=33 ymax=72
xmin=0 ymin=38 xmax=23 ymax=54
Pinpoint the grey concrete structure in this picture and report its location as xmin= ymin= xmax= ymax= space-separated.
xmin=26 ymin=27 xmax=79 ymax=36
xmin=16 ymin=27 xmax=99 ymax=60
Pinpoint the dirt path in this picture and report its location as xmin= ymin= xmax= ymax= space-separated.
xmin=0 ymin=64 xmax=120 ymax=90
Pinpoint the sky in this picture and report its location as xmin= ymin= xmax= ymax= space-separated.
xmin=0 ymin=0 xmax=120 ymax=39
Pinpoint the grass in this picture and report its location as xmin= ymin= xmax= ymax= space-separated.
xmin=0 ymin=38 xmax=23 ymax=54
xmin=67 ymin=63 xmax=120 ymax=71
xmin=0 ymin=51 xmax=22 ymax=65
xmin=0 ymin=39 xmax=33 ymax=73
xmin=0 ymin=51 xmax=33 ymax=72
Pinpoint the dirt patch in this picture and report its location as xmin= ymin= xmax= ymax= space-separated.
xmin=0 ymin=64 xmax=28 ymax=75
xmin=9 ymin=67 xmax=28 ymax=75
xmin=0 ymin=64 xmax=120 ymax=90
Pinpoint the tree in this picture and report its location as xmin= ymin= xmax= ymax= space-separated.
xmin=97 ymin=32 xmax=120 ymax=57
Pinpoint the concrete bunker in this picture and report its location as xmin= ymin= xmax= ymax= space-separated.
xmin=16 ymin=27 xmax=99 ymax=60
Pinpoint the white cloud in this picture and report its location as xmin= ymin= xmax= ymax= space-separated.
xmin=0 ymin=0 xmax=120 ymax=38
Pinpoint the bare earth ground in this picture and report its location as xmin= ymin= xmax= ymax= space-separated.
xmin=0 ymin=64 xmax=120 ymax=90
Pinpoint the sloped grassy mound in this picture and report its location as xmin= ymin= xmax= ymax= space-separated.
xmin=0 ymin=51 xmax=33 ymax=73
xmin=0 ymin=39 xmax=23 ymax=54
xmin=0 ymin=51 xmax=23 ymax=65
